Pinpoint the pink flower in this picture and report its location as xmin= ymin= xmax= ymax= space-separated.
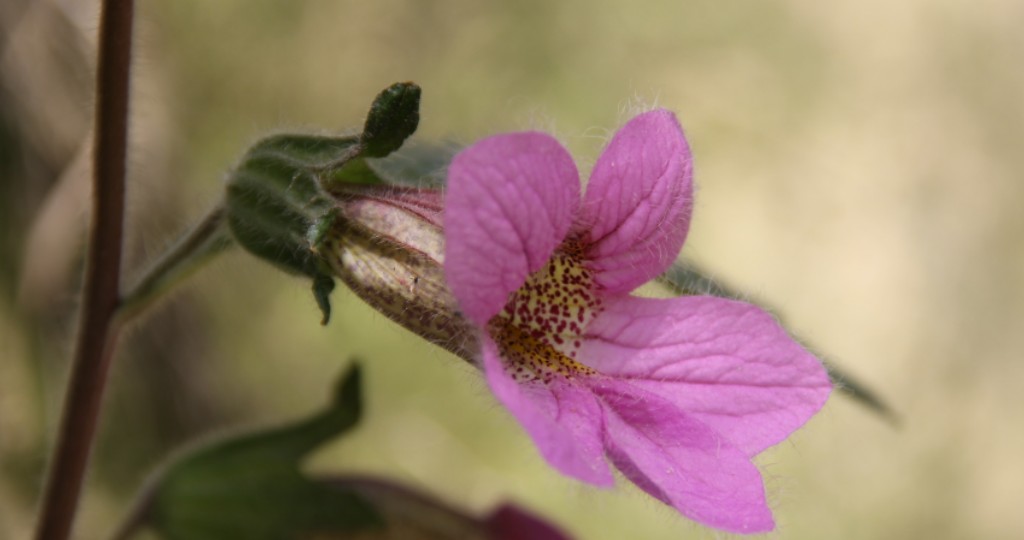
xmin=443 ymin=110 xmax=832 ymax=534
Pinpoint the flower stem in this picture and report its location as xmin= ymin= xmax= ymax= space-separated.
xmin=34 ymin=1 xmax=135 ymax=538
xmin=116 ymin=203 xmax=233 ymax=323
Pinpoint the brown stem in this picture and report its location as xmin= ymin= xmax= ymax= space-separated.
xmin=34 ymin=1 xmax=135 ymax=539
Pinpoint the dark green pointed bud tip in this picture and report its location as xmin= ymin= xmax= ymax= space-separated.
xmin=360 ymin=82 xmax=421 ymax=158
xmin=313 ymin=274 xmax=336 ymax=325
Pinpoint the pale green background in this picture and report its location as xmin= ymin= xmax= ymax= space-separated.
xmin=2 ymin=0 xmax=1023 ymax=538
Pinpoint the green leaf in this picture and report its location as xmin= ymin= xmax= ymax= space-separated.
xmin=224 ymin=83 xmax=423 ymax=323
xmin=658 ymin=261 xmax=898 ymax=423
xmin=142 ymin=365 xmax=382 ymax=540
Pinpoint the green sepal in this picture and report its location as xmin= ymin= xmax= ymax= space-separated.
xmin=307 ymin=208 xmax=340 ymax=254
xmin=360 ymin=82 xmax=421 ymax=158
xmin=142 ymin=364 xmax=381 ymax=540
xmin=313 ymin=274 xmax=336 ymax=326
xmin=225 ymin=135 xmax=356 ymax=279
xmin=366 ymin=140 xmax=459 ymax=188
xmin=658 ymin=260 xmax=898 ymax=423
xmin=306 ymin=211 xmax=340 ymax=326
xmin=224 ymin=83 xmax=423 ymax=323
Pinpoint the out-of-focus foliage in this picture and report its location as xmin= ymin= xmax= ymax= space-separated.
xmin=140 ymin=365 xmax=380 ymax=540
xmin=135 ymin=363 xmax=570 ymax=540
xmin=3 ymin=0 xmax=1024 ymax=539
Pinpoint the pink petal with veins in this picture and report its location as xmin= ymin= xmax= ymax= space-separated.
xmin=480 ymin=338 xmax=614 ymax=486
xmin=580 ymin=110 xmax=693 ymax=293
xmin=444 ymin=133 xmax=580 ymax=326
xmin=582 ymin=294 xmax=832 ymax=456
xmin=592 ymin=380 xmax=775 ymax=533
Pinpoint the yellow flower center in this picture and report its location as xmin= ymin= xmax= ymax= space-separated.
xmin=489 ymin=241 xmax=601 ymax=382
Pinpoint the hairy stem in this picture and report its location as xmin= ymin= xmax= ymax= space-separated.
xmin=116 ymin=203 xmax=233 ymax=323
xmin=34 ymin=1 xmax=135 ymax=538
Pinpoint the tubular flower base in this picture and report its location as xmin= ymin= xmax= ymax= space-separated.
xmin=322 ymin=185 xmax=477 ymax=360
xmin=443 ymin=110 xmax=832 ymax=534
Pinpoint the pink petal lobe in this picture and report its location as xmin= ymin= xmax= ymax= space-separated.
xmin=581 ymin=294 xmax=832 ymax=457
xmin=581 ymin=110 xmax=693 ymax=294
xmin=591 ymin=380 xmax=774 ymax=533
xmin=444 ymin=133 xmax=580 ymax=326
xmin=480 ymin=338 xmax=613 ymax=486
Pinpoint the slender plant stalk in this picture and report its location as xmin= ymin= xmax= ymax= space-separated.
xmin=116 ymin=203 xmax=232 ymax=323
xmin=35 ymin=1 xmax=135 ymax=538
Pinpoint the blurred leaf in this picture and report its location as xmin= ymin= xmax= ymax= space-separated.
xmin=224 ymin=82 xmax=422 ymax=323
xmin=658 ymin=260 xmax=740 ymax=298
xmin=142 ymin=364 xmax=382 ymax=540
xmin=658 ymin=261 xmax=897 ymax=423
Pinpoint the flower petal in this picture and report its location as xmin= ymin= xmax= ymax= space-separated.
xmin=591 ymin=380 xmax=774 ymax=534
xmin=444 ymin=133 xmax=580 ymax=326
xmin=581 ymin=295 xmax=832 ymax=457
xmin=481 ymin=337 xmax=613 ymax=486
xmin=580 ymin=110 xmax=693 ymax=293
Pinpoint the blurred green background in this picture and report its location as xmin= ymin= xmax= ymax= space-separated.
xmin=3 ymin=0 xmax=1023 ymax=538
